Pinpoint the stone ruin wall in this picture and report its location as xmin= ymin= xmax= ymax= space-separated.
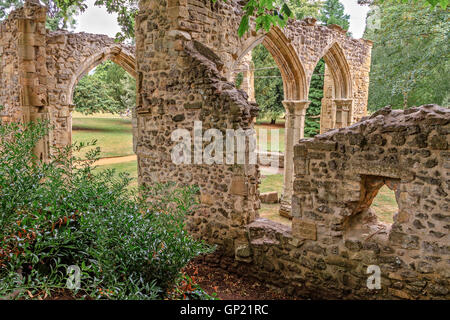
xmin=3 ymin=1 xmax=448 ymax=299
xmin=0 ymin=3 xmax=48 ymax=125
xmin=0 ymin=2 xmax=136 ymax=157
xmin=288 ymin=105 xmax=449 ymax=299
xmin=197 ymin=105 xmax=450 ymax=300
xmin=135 ymin=0 xmax=261 ymax=232
xmin=0 ymin=6 xmax=23 ymax=123
xmin=172 ymin=0 xmax=372 ymax=123
xmin=135 ymin=0 xmax=373 ymax=221
xmin=135 ymin=0 xmax=448 ymax=299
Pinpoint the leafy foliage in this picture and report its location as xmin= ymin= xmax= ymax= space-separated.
xmin=0 ymin=119 xmax=213 ymax=299
xmin=305 ymin=59 xmax=324 ymax=137
xmin=365 ymin=0 xmax=449 ymax=109
xmin=276 ymin=0 xmax=322 ymax=20
xmin=0 ymin=0 xmax=80 ymax=30
xmin=73 ymin=60 xmax=136 ymax=115
xmin=235 ymin=0 xmax=293 ymax=37
xmin=320 ymin=0 xmax=350 ymax=31
xmin=252 ymin=44 xmax=285 ymax=123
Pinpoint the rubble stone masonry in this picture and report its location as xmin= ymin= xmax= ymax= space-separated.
xmin=3 ymin=1 xmax=448 ymax=299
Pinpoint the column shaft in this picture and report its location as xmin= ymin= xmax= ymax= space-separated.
xmin=279 ymin=100 xmax=310 ymax=218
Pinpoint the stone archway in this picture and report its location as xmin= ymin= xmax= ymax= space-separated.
xmin=43 ymin=31 xmax=136 ymax=152
xmin=66 ymin=46 xmax=137 ymax=106
xmin=229 ymin=26 xmax=308 ymax=101
xmin=229 ymin=27 xmax=311 ymax=218
xmin=62 ymin=46 xmax=138 ymax=151
xmin=315 ymin=42 xmax=354 ymax=133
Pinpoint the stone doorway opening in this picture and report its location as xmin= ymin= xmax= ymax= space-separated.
xmin=70 ymin=60 xmax=138 ymax=187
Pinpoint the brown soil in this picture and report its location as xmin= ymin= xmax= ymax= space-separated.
xmin=184 ymin=260 xmax=294 ymax=300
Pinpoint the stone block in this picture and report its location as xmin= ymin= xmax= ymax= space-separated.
xmin=230 ymin=176 xmax=247 ymax=196
xmin=292 ymin=218 xmax=317 ymax=240
xmin=260 ymin=191 xmax=278 ymax=204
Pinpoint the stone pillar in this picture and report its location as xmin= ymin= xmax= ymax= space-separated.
xmin=234 ymin=51 xmax=255 ymax=103
xmin=279 ymin=100 xmax=310 ymax=218
xmin=333 ymin=99 xmax=353 ymax=128
xmin=243 ymin=61 xmax=255 ymax=103
xmin=132 ymin=106 xmax=138 ymax=154
xmin=319 ymin=64 xmax=334 ymax=134
xmin=17 ymin=1 xmax=50 ymax=161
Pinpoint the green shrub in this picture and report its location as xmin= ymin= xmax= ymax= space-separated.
xmin=0 ymin=119 xmax=213 ymax=299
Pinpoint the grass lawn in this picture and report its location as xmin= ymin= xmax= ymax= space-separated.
xmin=371 ymin=186 xmax=397 ymax=224
xmin=260 ymin=173 xmax=284 ymax=194
xmin=95 ymin=160 xmax=138 ymax=189
xmin=72 ymin=112 xmax=133 ymax=158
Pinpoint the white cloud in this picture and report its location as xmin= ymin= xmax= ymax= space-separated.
xmin=74 ymin=0 xmax=369 ymax=39
xmin=74 ymin=0 xmax=120 ymax=37
xmin=340 ymin=0 xmax=370 ymax=38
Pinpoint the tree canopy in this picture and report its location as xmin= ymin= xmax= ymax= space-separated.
xmin=364 ymin=0 xmax=449 ymax=109
xmin=320 ymin=0 xmax=350 ymax=30
xmin=0 ymin=0 xmax=79 ymax=30
xmin=73 ymin=61 xmax=136 ymax=115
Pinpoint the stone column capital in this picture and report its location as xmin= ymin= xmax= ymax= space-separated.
xmin=333 ymin=99 xmax=353 ymax=109
xmin=282 ymin=100 xmax=310 ymax=115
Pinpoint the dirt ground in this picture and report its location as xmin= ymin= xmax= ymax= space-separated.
xmin=184 ymin=260 xmax=293 ymax=300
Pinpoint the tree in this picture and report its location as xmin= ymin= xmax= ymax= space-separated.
xmin=364 ymin=0 xmax=449 ymax=109
xmin=305 ymin=0 xmax=350 ymax=137
xmin=320 ymin=0 xmax=350 ymax=30
xmin=73 ymin=61 xmax=136 ymax=115
xmin=252 ymin=44 xmax=285 ymax=123
xmin=275 ymin=0 xmax=323 ymax=20
xmin=252 ymin=1 xmax=323 ymax=123
xmin=305 ymin=59 xmax=324 ymax=137
xmin=0 ymin=0 xmax=80 ymax=30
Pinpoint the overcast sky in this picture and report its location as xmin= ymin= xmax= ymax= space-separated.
xmin=75 ymin=0 xmax=369 ymax=38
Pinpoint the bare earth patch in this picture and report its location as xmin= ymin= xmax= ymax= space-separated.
xmin=184 ymin=258 xmax=294 ymax=300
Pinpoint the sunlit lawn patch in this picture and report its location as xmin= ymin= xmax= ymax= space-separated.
xmin=72 ymin=113 xmax=133 ymax=158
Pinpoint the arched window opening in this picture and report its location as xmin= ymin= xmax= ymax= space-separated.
xmin=312 ymin=42 xmax=353 ymax=134
xmin=230 ymin=28 xmax=309 ymax=226
xmin=251 ymin=44 xmax=288 ymax=225
xmin=72 ymin=60 xmax=138 ymax=188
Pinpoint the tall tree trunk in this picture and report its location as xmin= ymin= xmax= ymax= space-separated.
xmin=270 ymin=118 xmax=276 ymax=125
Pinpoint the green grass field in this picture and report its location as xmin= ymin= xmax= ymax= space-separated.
xmin=73 ymin=113 xmax=396 ymax=224
xmin=72 ymin=112 xmax=134 ymax=158
xmin=370 ymin=186 xmax=397 ymax=224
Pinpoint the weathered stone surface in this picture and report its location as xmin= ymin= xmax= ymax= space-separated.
xmin=292 ymin=218 xmax=317 ymax=240
xmin=292 ymin=105 xmax=450 ymax=299
xmin=2 ymin=1 xmax=448 ymax=301
xmin=260 ymin=191 xmax=279 ymax=204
